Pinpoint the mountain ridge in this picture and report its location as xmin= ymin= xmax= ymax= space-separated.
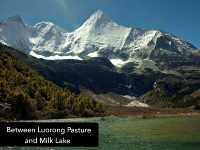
xmin=0 ymin=10 xmax=198 ymax=70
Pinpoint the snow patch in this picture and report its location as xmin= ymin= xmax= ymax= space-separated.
xmin=123 ymin=95 xmax=136 ymax=100
xmin=88 ymin=51 xmax=99 ymax=57
xmin=126 ymin=100 xmax=149 ymax=108
xmin=29 ymin=51 xmax=82 ymax=60
xmin=110 ymin=58 xmax=129 ymax=67
xmin=0 ymin=40 xmax=8 ymax=46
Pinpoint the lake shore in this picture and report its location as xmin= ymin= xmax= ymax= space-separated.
xmin=106 ymin=106 xmax=200 ymax=118
xmin=16 ymin=106 xmax=200 ymax=123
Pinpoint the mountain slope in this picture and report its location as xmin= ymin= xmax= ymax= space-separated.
xmin=2 ymin=43 xmax=200 ymax=109
xmin=5 ymin=43 xmax=155 ymax=96
xmin=0 ymin=44 xmax=104 ymax=120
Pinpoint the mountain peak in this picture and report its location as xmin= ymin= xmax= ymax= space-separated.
xmin=6 ymin=15 xmax=24 ymax=24
xmin=92 ymin=9 xmax=104 ymax=18
xmin=34 ymin=21 xmax=55 ymax=29
xmin=34 ymin=21 xmax=67 ymax=33
xmin=81 ymin=10 xmax=113 ymax=28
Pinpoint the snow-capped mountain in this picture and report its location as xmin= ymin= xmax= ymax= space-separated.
xmin=0 ymin=15 xmax=32 ymax=53
xmin=0 ymin=10 xmax=199 ymax=68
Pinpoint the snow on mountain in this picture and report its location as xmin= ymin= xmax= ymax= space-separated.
xmin=110 ymin=58 xmax=130 ymax=67
xmin=67 ymin=10 xmax=132 ymax=55
xmin=0 ymin=10 xmax=198 ymax=68
xmin=29 ymin=51 xmax=82 ymax=60
xmin=0 ymin=15 xmax=32 ymax=53
xmin=30 ymin=21 xmax=68 ymax=54
xmin=126 ymin=100 xmax=149 ymax=108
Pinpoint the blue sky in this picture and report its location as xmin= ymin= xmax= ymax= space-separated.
xmin=0 ymin=0 xmax=199 ymax=48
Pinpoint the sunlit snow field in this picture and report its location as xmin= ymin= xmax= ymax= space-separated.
xmin=1 ymin=116 xmax=200 ymax=150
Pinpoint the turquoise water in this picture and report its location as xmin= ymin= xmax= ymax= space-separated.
xmin=1 ymin=116 xmax=200 ymax=150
